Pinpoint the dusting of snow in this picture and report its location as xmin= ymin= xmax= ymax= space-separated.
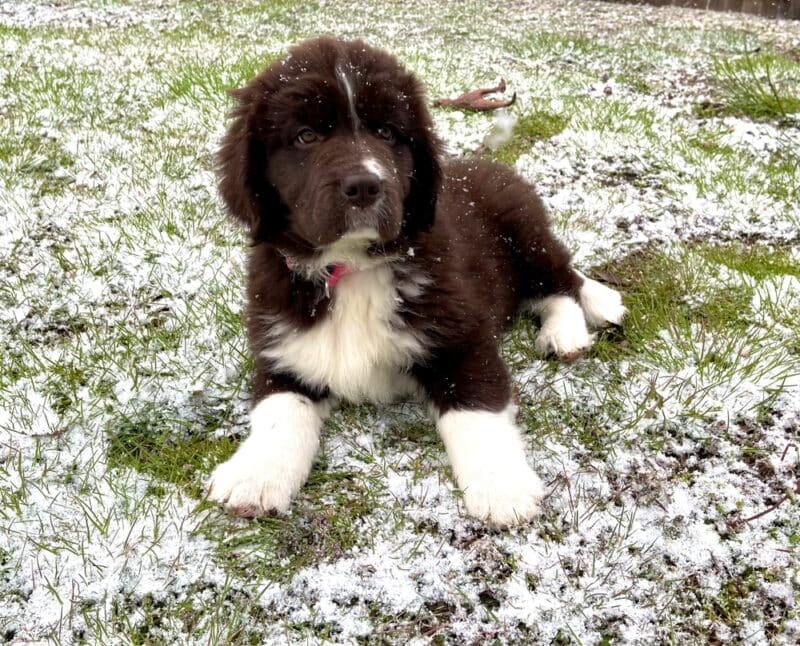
xmin=2 ymin=0 xmax=799 ymax=643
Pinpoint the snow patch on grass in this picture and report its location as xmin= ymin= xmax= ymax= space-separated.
xmin=2 ymin=0 xmax=800 ymax=643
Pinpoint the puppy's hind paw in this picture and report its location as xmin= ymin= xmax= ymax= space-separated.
xmin=535 ymin=324 xmax=595 ymax=361
xmin=578 ymin=273 xmax=626 ymax=329
xmin=531 ymin=294 xmax=595 ymax=360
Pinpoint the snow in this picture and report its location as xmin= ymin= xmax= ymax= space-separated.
xmin=2 ymin=0 xmax=800 ymax=643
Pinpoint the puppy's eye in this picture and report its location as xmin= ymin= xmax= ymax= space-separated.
xmin=375 ymin=125 xmax=396 ymax=143
xmin=295 ymin=128 xmax=319 ymax=145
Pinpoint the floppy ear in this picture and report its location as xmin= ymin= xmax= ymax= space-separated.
xmin=217 ymin=86 xmax=287 ymax=242
xmin=402 ymin=93 xmax=443 ymax=237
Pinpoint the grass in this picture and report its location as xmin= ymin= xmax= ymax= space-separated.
xmin=106 ymin=409 xmax=238 ymax=496
xmin=677 ymin=127 xmax=800 ymax=207
xmin=512 ymin=242 xmax=800 ymax=467
xmin=488 ymin=110 xmax=569 ymax=164
xmin=711 ymin=51 xmax=800 ymax=122
xmin=162 ymin=55 xmax=276 ymax=105
xmin=2 ymin=0 xmax=800 ymax=644
xmin=0 ymin=132 xmax=75 ymax=195
xmin=698 ymin=243 xmax=800 ymax=280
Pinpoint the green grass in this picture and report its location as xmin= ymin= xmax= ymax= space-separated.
xmin=488 ymin=110 xmax=569 ymax=164
xmin=694 ymin=47 xmax=800 ymax=125
xmin=573 ymin=99 xmax=659 ymax=137
xmin=105 ymin=397 xmax=395 ymax=584
xmin=0 ymin=132 xmax=75 ymax=195
xmin=509 ymin=243 xmax=800 ymax=465
xmin=697 ymin=243 xmax=800 ymax=280
xmin=592 ymin=246 xmax=794 ymax=393
xmin=678 ymin=125 xmax=800 ymax=204
xmin=163 ymin=55 xmax=276 ymax=104
xmin=708 ymin=51 xmax=800 ymax=121
xmin=195 ymin=457 xmax=383 ymax=584
xmin=106 ymin=409 xmax=238 ymax=496
xmin=593 ymin=248 xmax=751 ymax=357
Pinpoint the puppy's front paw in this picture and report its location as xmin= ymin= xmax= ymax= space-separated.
xmin=438 ymin=407 xmax=546 ymax=528
xmin=461 ymin=461 xmax=545 ymax=527
xmin=206 ymin=453 xmax=293 ymax=517
xmin=205 ymin=392 xmax=323 ymax=518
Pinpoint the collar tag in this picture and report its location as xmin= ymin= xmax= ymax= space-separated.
xmin=324 ymin=264 xmax=349 ymax=299
xmin=326 ymin=264 xmax=348 ymax=288
xmin=284 ymin=256 xmax=350 ymax=297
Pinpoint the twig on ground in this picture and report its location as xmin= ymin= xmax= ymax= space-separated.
xmin=728 ymin=443 xmax=800 ymax=529
xmin=434 ymin=79 xmax=516 ymax=111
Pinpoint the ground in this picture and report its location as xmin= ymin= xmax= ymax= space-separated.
xmin=1 ymin=0 xmax=799 ymax=643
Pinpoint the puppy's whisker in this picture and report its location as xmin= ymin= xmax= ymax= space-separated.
xmin=375 ymin=203 xmax=389 ymax=223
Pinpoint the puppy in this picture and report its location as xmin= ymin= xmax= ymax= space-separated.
xmin=207 ymin=37 xmax=625 ymax=527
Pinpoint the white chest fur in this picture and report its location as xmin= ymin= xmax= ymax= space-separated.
xmin=260 ymin=265 xmax=426 ymax=403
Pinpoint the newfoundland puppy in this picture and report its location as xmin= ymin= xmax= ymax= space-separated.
xmin=206 ymin=37 xmax=625 ymax=526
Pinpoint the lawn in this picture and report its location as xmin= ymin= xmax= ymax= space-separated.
xmin=1 ymin=0 xmax=799 ymax=643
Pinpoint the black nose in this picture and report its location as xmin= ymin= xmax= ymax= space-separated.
xmin=341 ymin=173 xmax=382 ymax=208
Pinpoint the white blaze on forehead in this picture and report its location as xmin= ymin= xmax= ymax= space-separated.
xmin=362 ymin=157 xmax=385 ymax=179
xmin=336 ymin=66 xmax=360 ymax=128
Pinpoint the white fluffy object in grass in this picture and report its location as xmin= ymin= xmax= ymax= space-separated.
xmin=483 ymin=111 xmax=518 ymax=151
xmin=577 ymin=271 xmax=627 ymax=328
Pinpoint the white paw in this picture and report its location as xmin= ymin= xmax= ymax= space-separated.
xmin=437 ymin=407 xmax=545 ymax=528
xmin=207 ymin=455 xmax=292 ymax=517
xmin=205 ymin=393 xmax=322 ymax=517
xmin=461 ymin=460 xmax=545 ymax=527
xmin=577 ymin=272 xmax=626 ymax=329
xmin=533 ymin=295 xmax=595 ymax=359
xmin=535 ymin=321 xmax=595 ymax=359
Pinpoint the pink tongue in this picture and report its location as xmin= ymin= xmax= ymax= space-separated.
xmin=326 ymin=264 xmax=348 ymax=288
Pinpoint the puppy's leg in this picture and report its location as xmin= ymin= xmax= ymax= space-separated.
xmin=437 ymin=406 xmax=545 ymax=527
xmin=206 ymin=372 xmax=329 ymax=517
xmin=415 ymin=345 xmax=545 ymax=527
xmin=530 ymin=270 xmax=626 ymax=357
xmin=484 ymin=172 xmax=624 ymax=357
xmin=487 ymin=184 xmax=595 ymax=359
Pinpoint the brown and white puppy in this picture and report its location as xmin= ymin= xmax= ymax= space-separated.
xmin=206 ymin=37 xmax=625 ymax=527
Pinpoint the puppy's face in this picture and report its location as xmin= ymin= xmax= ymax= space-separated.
xmin=218 ymin=38 xmax=441 ymax=259
xmin=265 ymin=67 xmax=413 ymax=248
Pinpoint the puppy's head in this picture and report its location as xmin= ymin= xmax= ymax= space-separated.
xmin=218 ymin=37 xmax=442 ymax=260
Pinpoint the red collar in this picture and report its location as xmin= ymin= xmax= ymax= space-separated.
xmin=284 ymin=256 xmax=351 ymax=291
xmin=325 ymin=263 xmax=349 ymax=288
